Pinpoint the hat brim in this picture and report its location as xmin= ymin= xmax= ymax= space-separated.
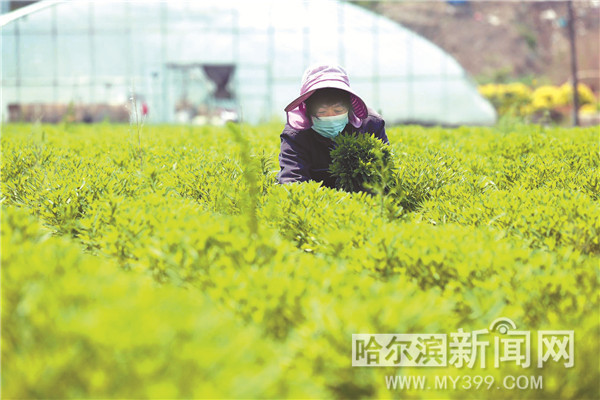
xmin=284 ymin=80 xmax=367 ymax=119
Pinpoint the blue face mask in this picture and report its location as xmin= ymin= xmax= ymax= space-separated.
xmin=311 ymin=112 xmax=348 ymax=139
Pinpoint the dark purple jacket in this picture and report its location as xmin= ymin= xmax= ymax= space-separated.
xmin=277 ymin=109 xmax=389 ymax=189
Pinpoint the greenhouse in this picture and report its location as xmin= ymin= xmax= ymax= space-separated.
xmin=0 ymin=0 xmax=497 ymax=125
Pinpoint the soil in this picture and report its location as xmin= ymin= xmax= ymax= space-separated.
xmin=371 ymin=1 xmax=600 ymax=91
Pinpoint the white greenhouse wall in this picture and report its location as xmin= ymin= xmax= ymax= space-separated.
xmin=0 ymin=0 xmax=497 ymax=125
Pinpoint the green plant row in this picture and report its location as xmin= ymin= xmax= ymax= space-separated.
xmin=1 ymin=122 xmax=599 ymax=399
xmin=2 ymin=208 xmax=294 ymax=399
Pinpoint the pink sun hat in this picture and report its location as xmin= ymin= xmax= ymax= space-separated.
xmin=284 ymin=64 xmax=368 ymax=130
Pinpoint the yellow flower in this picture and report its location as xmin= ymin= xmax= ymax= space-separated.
xmin=559 ymin=83 xmax=597 ymax=106
xmin=531 ymin=86 xmax=563 ymax=110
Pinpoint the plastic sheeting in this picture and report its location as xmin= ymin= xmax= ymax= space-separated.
xmin=0 ymin=0 xmax=496 ymax=125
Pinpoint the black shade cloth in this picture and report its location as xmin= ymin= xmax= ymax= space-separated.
xmin=202 ymin=65 xmax=235 ymax=99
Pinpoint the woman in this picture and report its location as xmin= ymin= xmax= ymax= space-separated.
xmin=277 ymin=64 xmax=389 ymax=188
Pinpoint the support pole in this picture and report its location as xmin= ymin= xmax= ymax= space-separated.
xmin=566 ymin=0 xmax=579 ymax=126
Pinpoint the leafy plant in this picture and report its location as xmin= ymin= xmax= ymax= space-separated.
xmin=1 ymin=122 xmax=599 ymax=399
xmin=329 ymin=132 xmax=394 ymax=193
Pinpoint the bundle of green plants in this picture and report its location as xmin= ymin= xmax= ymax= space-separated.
xmin=329 ymin=132 xmax=395 ymax=193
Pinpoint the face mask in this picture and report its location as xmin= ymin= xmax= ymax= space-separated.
xmin=311 ymin=112 xmax=348 ymax=139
